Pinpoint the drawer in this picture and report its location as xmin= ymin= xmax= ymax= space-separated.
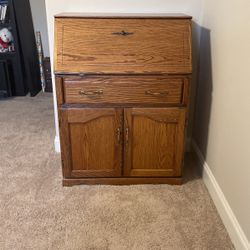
xmin=63 ymin=76 xmax=187 ymax=105
xmin=55 ymin=18 xmax=192 ymax=74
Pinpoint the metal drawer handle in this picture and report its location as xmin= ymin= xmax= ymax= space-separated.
xmin=79 ymin=90 xmax=103 ymax=96
xmin=112 ymin=30 xmax=134 ymax=36
xmin=145 ymin=90 xmax=169 ymax=97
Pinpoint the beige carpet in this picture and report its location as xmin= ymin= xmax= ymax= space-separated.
xmin=0 ymin=93 xmax=234 ymax=250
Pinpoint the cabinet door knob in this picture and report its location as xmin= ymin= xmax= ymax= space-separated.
xmin=145 ymin=90 xmax=169 ymax=96
xmin=79 ymin=90 xmax=103 ymax=96
xmin=117 ymin=128 xmax=121 ymax=144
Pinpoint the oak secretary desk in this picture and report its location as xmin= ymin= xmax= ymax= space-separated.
xmin=54 ymin=13 xmax=192 ymax=186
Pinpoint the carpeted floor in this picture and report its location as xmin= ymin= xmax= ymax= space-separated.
xmin=0 ymin=93 xmax=234 ymax=250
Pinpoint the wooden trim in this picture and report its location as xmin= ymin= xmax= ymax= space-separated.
xmin=59 ymin=109 xmax=72 ymax=177
xmin=55 ymin=73 xmax=193 ymax=77
xmin=55 ymin=77 xmax=64 ymax=105
xmin=187 ymin=20 xmax=193 ymax=71
xmin=63 ymin=177 xmax=182 ymax=186
xmin=55 ymin=13 xmax=192 ymax=19
xmin=123 ymin=108 xmax=131 ymax=176
xmin=61 ymin=103 xmax=187 ymax=109
xmin=182 ymin=77 xmax=191 ymax=105
xmin=71 ymin=169 xmax=120 ymax=178
xmin=130 ymin=169 xmax=174 ymax=177
xmin=54 ymin=20 xmax=59 ymax=74
xmin=174 ymin=109 xmax=186 ymax=176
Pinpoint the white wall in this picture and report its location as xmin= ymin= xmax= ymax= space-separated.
xmin=44 ymin=0 xmax=204 ymax=153
xmin=193 ymin=0 xmax=250 ymax=247
xmin=30 ymin=0 xmax=49 ymax=57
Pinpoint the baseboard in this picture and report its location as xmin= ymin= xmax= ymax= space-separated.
xmin=192 ymin=139 xmax=250 ymax=250
xmin=54 ymin=135 xmax=61 ymax=153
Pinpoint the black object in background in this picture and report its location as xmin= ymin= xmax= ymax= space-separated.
xmin=43 ymin=57 xmax=52 ymax=93
xmin=0 ymin=60 xmax=12 ymax=98
xmin=0 ymin=0 xmax=41 ymax=96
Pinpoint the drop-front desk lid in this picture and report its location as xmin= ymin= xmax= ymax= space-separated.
xmin=54 ymin=13 xmax=192 ymax=74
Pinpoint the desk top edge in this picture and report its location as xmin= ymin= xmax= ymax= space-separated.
xmin=55 ymin=13 xmax=192 ymax=19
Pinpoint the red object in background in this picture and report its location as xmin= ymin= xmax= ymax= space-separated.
xmin=0 ymin=37 xmax=9 ymax=49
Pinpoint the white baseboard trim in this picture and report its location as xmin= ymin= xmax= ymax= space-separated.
xmin=192 ymin=139 xmax=250 ymax=250
xmin=54 ymin=135 xmax=61 ymax=153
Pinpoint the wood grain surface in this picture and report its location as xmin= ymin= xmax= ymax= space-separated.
xmin=124 ymin=108 xmax=186 ymax=177
xmin=55 ymin=15 xmax=192 ymax=185
xmin=55 ymin=13 xmax=192 ymax=19
xmin=55 ymin=18 xmax=192 ymax=74
xmin=55 ymin=77 xmax=64 ymax=105
xmin=63 ymin=177 xmax=182 ymax=186
xmin=60 ymin=108 xmax=123 ymax=178
xmin=63 ymin=76 xmax=186 ymax=105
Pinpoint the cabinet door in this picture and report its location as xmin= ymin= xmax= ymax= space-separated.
xmin=59 ymin=108 xmax=123 ymax=178
xmin=124 ymin=108 xmax=186 ymax=177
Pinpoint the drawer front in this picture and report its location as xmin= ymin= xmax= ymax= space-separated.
xmin=55 ymin=18 xmax=192 ymax=74
xmin=63 ymin=76 xmax=186 ymax=105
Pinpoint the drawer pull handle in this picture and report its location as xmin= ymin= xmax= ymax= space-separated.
xmin=145 ymin=90 xmax=169 ymax=97
xmin=112 ymin=30 xmax=134 ymax=36
xmin=79 ymin=90 xmax=103 ymax=96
